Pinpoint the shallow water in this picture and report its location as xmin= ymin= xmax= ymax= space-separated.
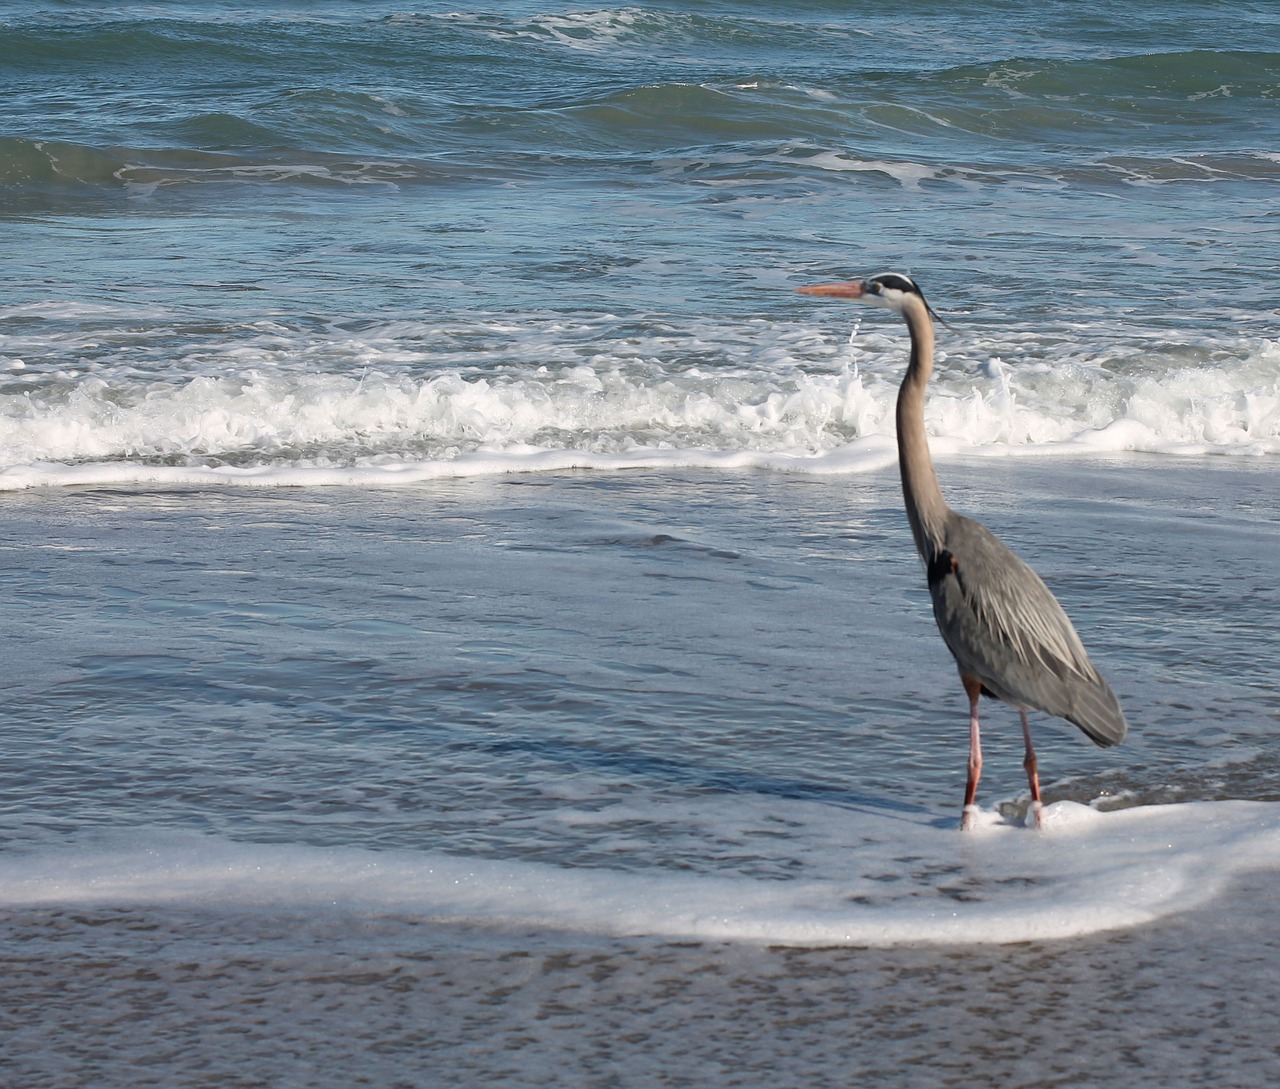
xmin=3 ymin=460 xmax=1277 ymax=867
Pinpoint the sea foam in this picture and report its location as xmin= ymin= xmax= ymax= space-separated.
xmin=2 ymin=311 xmax=1276 ymax=489
xmin=4 ymin=801 xmax=1277 ymax=946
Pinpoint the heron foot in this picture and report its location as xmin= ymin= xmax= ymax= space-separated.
xmin=1026 ymin=800 xmax=1044 ymax=830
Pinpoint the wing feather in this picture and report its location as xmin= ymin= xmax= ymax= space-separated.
xmin=925 ymin=512 xmax=1126 ymax=746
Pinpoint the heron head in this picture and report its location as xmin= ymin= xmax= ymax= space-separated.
xmin=797 ymin=271 xmax=946 ymax=327
xmin=796 ymin=271 xmax=921 ymax=310
xmin=860 ymin=272 xmax=924 ymax=311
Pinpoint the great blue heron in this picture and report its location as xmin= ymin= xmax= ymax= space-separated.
xmin=797 ymin=273 xmax=1126 ymax=830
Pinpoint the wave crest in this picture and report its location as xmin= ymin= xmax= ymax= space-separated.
xmin=1 ymin=314 xmax=1276 ymax=488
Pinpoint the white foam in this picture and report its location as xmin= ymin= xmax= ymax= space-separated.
xmin=789 ymin=151 xmax=952 ymax=190
xmin=1 ymin=315 xmax=1276 ymax=489
xmin=0 ymin=440 xmax=901 ymax=491
xmin=4 ymin=801 xmax=1277 ymax=946
xmin=424 ymin=7 xmax=654 ymax=54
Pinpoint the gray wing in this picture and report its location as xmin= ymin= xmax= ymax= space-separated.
xmin=926 ymin=512 xmax=1127 ymax=747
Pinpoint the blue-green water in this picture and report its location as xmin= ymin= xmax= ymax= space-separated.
xmin=1 ymin=0 xmax=1277 ymax=478
xmin=2 ymin=4 xmax=1279 ymax=1087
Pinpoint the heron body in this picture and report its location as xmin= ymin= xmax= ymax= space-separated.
xmin=797 ymin=273 xmax=1126 ymax=829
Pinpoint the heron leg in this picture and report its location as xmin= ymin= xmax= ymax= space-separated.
xmin=1020 ymin=709 xmax=1043 ymax=830
xmin=961 ymin=677 xmax=983 ymax=831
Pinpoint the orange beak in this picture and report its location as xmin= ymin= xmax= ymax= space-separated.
xmin=796 ymin=280 xmax=866 ymax=299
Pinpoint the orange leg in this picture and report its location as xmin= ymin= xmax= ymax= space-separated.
xmin=1020 ymin=708 xmax=1043 ymax=829
xmin=961 ymin=677 xmax=983 ymax=831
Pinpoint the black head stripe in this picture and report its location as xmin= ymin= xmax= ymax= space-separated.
xmin=868 ymin=272 xmax=920 ymax=294
xmin=866 ymin=271 xmax=949 ymax=329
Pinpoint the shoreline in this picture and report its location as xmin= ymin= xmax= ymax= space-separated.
xmin=0 ymin=443 xmax=1276 ymax=494
xmin=4 ymin=865 xmax=1280 ymax=1087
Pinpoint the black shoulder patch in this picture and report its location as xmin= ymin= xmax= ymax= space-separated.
xmin=926 ymin=549 xmax=958 ymax=588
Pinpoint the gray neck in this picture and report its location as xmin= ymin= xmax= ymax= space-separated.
xmin=894 ymin=295 xmax=949 ymax=561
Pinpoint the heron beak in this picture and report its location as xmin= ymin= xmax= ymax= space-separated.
xmin=796 ymin=280 xmax=866 ymax=299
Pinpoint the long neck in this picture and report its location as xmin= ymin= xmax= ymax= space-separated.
xmin=894 ymin=295 xmax=949 ymax=561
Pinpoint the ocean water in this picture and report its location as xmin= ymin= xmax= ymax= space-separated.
xmin=2 ymin=2 xmax=1279 ymax=1086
